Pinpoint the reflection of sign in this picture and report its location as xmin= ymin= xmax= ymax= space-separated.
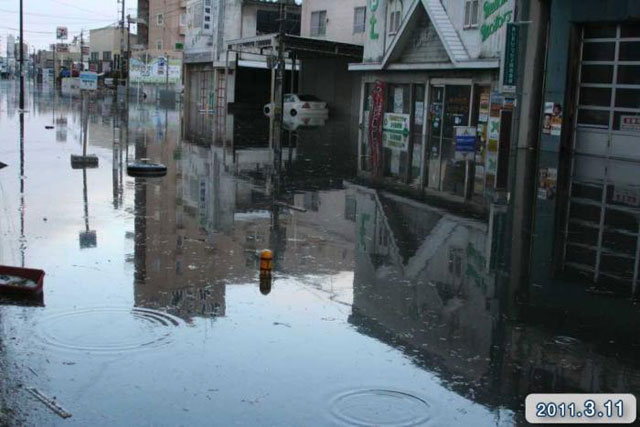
xmin=383 ymin=113 xmax=410 ymax=135
xmin=502 ymin=23 xmax=518 ymax=92
xmin=613 ymin=186 xmax=640 ymax=207
xmin=56 ymin=26 xmax=68 ymax=40
xmin=621 ymin=116 xmax=640 ymax=132
xmin=79 ymin=72 xmax=98 ymax=91
xmin=455 ymin=126 xmax=476 ymax=160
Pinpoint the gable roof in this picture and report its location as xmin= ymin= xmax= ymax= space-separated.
xmin=381 ymin=0 xmax=471 ymax=69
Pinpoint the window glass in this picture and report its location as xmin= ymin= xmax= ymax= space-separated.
xmin=583 ymin=24 xmax=616 ymax=39
xmin=311 ymin=11 xmax=326 ymax=36
xmin=617 ymin=65 xmax=640 ymax=85
xmin=157 ymin=13 xmax=164 ymax=26
xmin=579 ymin=87 xmax=612 ymax=107
xmin=619 ymin=42 xmax=640 ymax=61
xmin=577 ymin=109 xmax=610 ymax=127
xmin=354 ymin=7 xmax=366 ymax=34
xmin=615 ymin=89 xmax=640 ymax=109
xmin=580 ymin=64 xmax=613 ymax=84
xmin=582 ymin=42 xmax=615 ymax=61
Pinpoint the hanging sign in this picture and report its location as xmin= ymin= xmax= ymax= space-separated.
xmin=502 ymin=23 xmax=518 ymax=92
xmin=368 ymin=80 xmax=385 ymax=178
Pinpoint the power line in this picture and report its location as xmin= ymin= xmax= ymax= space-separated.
xmin=49 ymin=0 xmax=115 ymax=18
xmin=0 ymin=8 xmax=116 ymax=21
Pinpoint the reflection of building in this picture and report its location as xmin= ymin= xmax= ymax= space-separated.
xmin=349 ymin=185 xmax=640 ymax=413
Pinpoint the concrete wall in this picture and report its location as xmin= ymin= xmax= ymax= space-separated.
xmin=301 ymin=0 xmax=367 ymax=45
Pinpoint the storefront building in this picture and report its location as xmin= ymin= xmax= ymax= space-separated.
xmin=529 ymin=0 xmax=640 ymax=299
xmin=350 ymin=0 xmax=516 ymax=208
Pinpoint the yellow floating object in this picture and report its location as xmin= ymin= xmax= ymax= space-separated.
xmin=260 ymin=249 xmax=274 ymax=274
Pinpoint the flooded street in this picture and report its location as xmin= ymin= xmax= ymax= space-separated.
xmin=0 ymin=81 xmax=639 ymax=426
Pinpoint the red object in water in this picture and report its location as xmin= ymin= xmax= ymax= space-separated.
xmin=0 ymin=265 xmax=45 ymax=296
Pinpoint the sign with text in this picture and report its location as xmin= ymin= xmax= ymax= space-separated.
xmin=502 ymin=23 xmax=518 ymax=92
xmin=383 ymin=113 xmax=410 ymax=136
xmin=79 ymin=72 xmax=98 ymax=91
xmin=56 ymin=43 xmax=69 ymax=53
xmin=621 ymin=115 xmax=640 ymax=132
xmin=56 ymin=26 xmax=68 ymax=40
xmin=455 ymin=126 xmax=477 ymax=160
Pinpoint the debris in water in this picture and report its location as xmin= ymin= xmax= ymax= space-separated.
xmin=0 ymin=162 xmax=7 ymax=170
xmin=26 ymin=387 xmax=72 ymax=419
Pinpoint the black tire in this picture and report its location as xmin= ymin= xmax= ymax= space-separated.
xmin=290 ymin=109 xmax=297 ymax=117
xmin=264 ymin=106 xmax=271 ymax=115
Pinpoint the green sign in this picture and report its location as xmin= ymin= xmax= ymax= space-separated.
xmin=481 ymin=9 xmax=512 ymax=41
xmin=369 ymin=0 xmax=379 ymax=40
xmin=483 ymin=0 xmax=509 ymax=19
xmin=502 ymin=23 xmax=518 ymax=91
xmin=175 ymin=42 xmax=184 ymax=51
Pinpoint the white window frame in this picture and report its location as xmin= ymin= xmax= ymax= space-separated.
xmin=464 ymin=0 xmax=479 ymax=29
xmin=310 ymin=10 xmax=327 ymax=37
xmin=157 ymin=13 xmax=164 ymax=26
xmin=353 ymin=7 xmax=366 ymax=34
xmin=388 ymin=0 xmax=403 ymax=35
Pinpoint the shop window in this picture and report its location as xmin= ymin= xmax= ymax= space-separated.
xmin=464 ymin=0 xmax=479 ymax=28
xmin=103 ymin=51 xmax=111 ymax=61
xmin=311 ymin=11 xmax=327 ymax=36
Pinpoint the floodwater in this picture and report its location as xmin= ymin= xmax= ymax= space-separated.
xmin=0 ymin=81 xmax=638 ymax=426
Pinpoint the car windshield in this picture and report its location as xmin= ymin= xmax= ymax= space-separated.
xmin=297 ymin=95 xmax=322 ymax=102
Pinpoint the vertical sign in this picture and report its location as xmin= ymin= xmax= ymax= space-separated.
xmin=369 ymin=80 xmax=386 ymax=179
xmin=502 ymin=23 xmax=518 ymax=92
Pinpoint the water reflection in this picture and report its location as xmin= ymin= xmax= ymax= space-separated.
xmin=0 ymin=82 xmax=638 ymax=425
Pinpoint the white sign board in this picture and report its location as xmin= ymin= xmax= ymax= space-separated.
xmin=56 ymin=26 xmax=68 ymax=40
xmin=620 ymin=115 xmax=640 ymax=132
xmin=79 ymin=72 xmax=98 ymax=91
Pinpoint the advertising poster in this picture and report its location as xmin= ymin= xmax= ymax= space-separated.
xmin=382 ymin=113 xmax=410 ymax=151
xmin=479 ymin=92 xmax=490 ymax=123
xmin=394 ymin=87 xmax=404 ymax=113
xmin=538 ymin=168 xmax=557 ymax=200
xmin=490 ymin=92 xmax=503 ymax=118
xmin=455 ymin=126 xmax=477 ymax=160
xmin=543 ymin=102 xmax=563 ymax=136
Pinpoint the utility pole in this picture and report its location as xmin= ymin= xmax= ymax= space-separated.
xmin=119 ymin=0 xmax=126 ymax=100
xmin=272 ymin=0 xmax=286 ymax=179
xmin=19 ymin=0 xmax=24 ymax=110
xmin=126 ymin=14 xmax=131 ymax=103
xmin=80 ymin=30 xmax=84 ymax=71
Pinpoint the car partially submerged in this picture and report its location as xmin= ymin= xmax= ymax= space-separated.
xmin=264 ymin=94 xmax=329 ymax=118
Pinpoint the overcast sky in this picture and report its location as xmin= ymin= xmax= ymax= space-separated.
xmin=1 ymin=0 xmax=125 ymax=51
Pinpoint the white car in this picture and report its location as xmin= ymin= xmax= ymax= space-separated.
xmin=264 ymin=94 xmax=329 ymax=118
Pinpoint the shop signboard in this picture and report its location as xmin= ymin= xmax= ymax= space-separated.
xmin=455 ymin=126 xmax=476 ymax=160
xmin=479 ymin=92 xmax=490 ymax=123
xmin=620 ymin=116 xmax=640 ymax=132
xmin=382 ymin=130 xmax=409 ymax=151
xmin=613 ymin=186 xmax=640 ymax=207
xmin=502 ymin=23 xmax=518 ymax=93
xmin=56 ymin=26 xmax=68 ymax=40
xmin=79 ymin=72 xmax=98 ymax=91
xmin=56 ymin=43 xmax=69 ymax=53
xmin=383 ymin=113 xmax=410 ymax=136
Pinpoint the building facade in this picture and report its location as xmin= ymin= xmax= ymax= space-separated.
xmin=89 ymin=26 xmax=136 ymax=74
xmin=138 ymin=0 xmax=187 ymax=59
xmin=301 ymin=0 xmax=368 ymax=46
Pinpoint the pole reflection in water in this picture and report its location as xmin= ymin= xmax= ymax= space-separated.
xmin=19 ymin=112 xmax=25 ymax=267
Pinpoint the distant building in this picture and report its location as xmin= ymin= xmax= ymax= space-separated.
xmin=301 ymin=0 xmax=367 ymax=46
xmin=89 ymin=25 xmax=137 ymax=74
xmin=137 ymin=0 xmax=186 ymax=59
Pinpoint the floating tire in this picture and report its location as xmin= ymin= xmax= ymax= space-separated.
xmin=290 ymin=109 xmax=298 ymax=117
xmin=264 ymin=106 xmax=271 ymax=116
xmin=127 ymin=162 xmax=167 ymax=177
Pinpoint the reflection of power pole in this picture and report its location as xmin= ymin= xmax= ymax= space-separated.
xmin=19 ymin=0 xmax=25 ymax=110
xmin=19 ymin=113 xmax=25 ymax=266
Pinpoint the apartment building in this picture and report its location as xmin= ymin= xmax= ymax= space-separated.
xmin=138 ymin=0 xmax=187 ymax=59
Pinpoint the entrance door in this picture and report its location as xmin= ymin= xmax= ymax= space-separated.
xmin=563 ymin=23 xmax=640 ymax=296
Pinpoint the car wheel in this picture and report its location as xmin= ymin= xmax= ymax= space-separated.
xmin=290 ymin=109 xmax=297 ymax=116
xmin=264 ymin=106 xmax=271 ymax=115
